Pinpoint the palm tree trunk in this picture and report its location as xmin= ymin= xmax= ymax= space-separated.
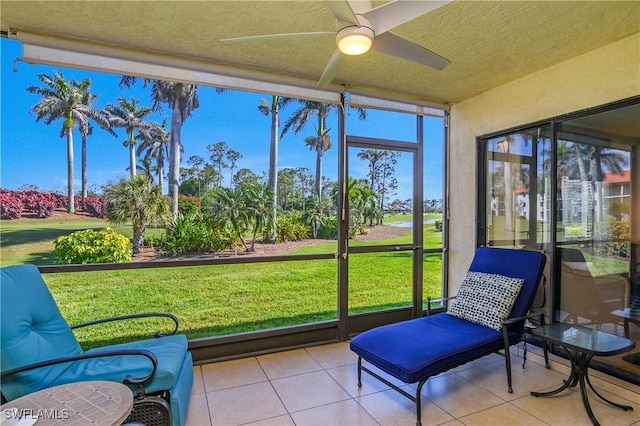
xmin=169 ymin=102 xmax=182 ymax=219
xmin=133 ymin=223 xmax=145 ymax=254
xmin=66 ymin=129 xmax=75 ymax=214
xmin=504 ymin=162 xmax=513 ymax=232
xmin=129 ymin=131 xmax=137 ymax=177
xmin=157 ymin=159 xmax=165 ymax=195
xmin=315 ymin=146 xmax=322 ymax=200
xmin=81 ymin=135 xmax=87 ymax=210
xmin=574 ymin=143 xmax=591 ymax=235
xmin=266 ymin=109 xmax=279 ymax=243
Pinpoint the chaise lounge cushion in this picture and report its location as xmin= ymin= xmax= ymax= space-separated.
xmin=447 ymin=271 xmax=524 ymax=331
xmin=351 ymin=312 xmax=507 ymax=383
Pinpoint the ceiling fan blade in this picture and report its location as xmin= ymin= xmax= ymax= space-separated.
xmin=372 ymin=32 xmax=450 ymax=70
xmin=325 ymin=0 xmax=359 ymax=25
xmin=364 ymin=0 xmax=451 ymax=35
xmin=317 ymin=49 xmax=346 ymax=87
xmin=221 ymin=32 xmax=333 ymax=45
xmin=345 ymin=0 xmax=373 ymax=15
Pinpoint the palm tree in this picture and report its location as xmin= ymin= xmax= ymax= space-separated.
xmin=241 ymin=183 xmax=273 ymax=251
xmin=213 ymin=187 xmax=250 ymax=251
xmin=27 ymin=71 xmax=109 ymax=213
xmin=76 ymin=80 xmax=114 ymax=209
xmin=259 ymin=96 xmax=294 ymax=243
xmin=496 ymin=136 xmax=515 ymax=231
xmin=105 ymin=97 xmax=160 ymax=177
xmin=104 ymin=174 xmax=170 ymax=254
xmin=137 ymin=119 xmax=170 ymax=193
xmin=120 ymin=77 xmax=217 ymax=218
xmin=281 ymin=101 xmax=366 ymax=200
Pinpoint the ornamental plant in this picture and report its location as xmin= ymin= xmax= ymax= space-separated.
xmin=0 ymin=191 xmax=23 ymax=219
xmin=53 ymin=227 xmax=132 ymax=264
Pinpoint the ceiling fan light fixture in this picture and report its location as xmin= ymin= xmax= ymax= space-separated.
xmin=336 ymin=26 xmax=374 ymax=56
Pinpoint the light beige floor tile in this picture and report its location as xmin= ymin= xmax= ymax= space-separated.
xmin=191 ymin=366 xmax=205 ymax=395
xmin=188 ymin=342 xmax=640 ymax=426
xmin=290 ymin=399 xmax=378 ymax=426
xmin=185 ymin=392 xmax=211 ymax=426
xmin=245 ymin=414 xmax=296 ymax=425
xmin=201 ymin=357 xmax=267 ymax=391
xmin=356 ymin=386 xmax=454 ymax=426
xmin=458 ymin=402 xmax=548 ymax=426
xmin=421 ymin=372 xmax=505 ymax=418
xmin=440 ymin=420 xmax=465 ymax=426
xmin=588 ymin=373 xmax=640 ymax=406
xmin=306 ymin=342 xmax=358 ymax=369
xmin=207 ymin=381 xmax=287 ymax=426
xmin=456 ymin=356 xmax=567 ymax=400
xmin=258 ymin=348 xmax=322 ymax=380
xmin=513 ymin=388 xmax=605 ymax=425
xmin=584 ymin=385 xmax=640 ymax=424
xmin=271 ymin=370 xmax=351 ymax=413
xmin=326 ymin=364 xmax=392 ymax=398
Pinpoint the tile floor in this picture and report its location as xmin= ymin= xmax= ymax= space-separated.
xmin=184 ymin=342 xmax=640 ymax=426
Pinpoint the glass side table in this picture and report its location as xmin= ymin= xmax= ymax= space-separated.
xmin=530 ymin=323 xmax=636 ymax=426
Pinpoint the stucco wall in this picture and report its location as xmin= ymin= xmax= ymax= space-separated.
xmin=447 ymin=32 xmax=640 ymax=294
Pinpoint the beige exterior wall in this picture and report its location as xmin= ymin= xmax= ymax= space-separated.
xmin=447 ymin=33 xmax=640 ymax=294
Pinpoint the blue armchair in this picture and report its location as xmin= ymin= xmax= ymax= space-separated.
xmin=1 ymin=264 xmax=193 ymax=426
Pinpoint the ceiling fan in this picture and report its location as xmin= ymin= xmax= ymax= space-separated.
xmin=220 ymin=0 xmax=452 ymax=87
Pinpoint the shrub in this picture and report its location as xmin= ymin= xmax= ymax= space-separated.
xmin=316 ymin=216 xmax=338 ymax=239
xmin=276 ymin=211 xmax=310 ymax=242
xmin=598 ymin=219 xmax=630 ymax=258
xmin=160 ymin=213 xmax=235 ymax=255
xmin=54 ymin=228 xmax=132 ymax=264
xmin=0 ymin=191 xmax=23 ymax=219
xmin=564 ymin=225 xmax=586 ymax=240
xmin=435 ymin=220 xmax=442 ymax=232
xmin=84 ymin=197 xmax=106 ymax=218
xmin=178 ymin=195 xmax=201 ymax=216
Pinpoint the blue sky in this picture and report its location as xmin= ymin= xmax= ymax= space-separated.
xmin=1 ymin=37 xmax=444 ymax=201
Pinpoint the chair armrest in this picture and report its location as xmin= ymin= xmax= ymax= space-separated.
xmin=71 ymin=313 xmax=179 ymax=337
xmin=503 ymin=308 xmax=546 ymax=326
xmin=592 ymin=274 xmax=629 ymax=309
xmin=426 ymin=296 xmax=457 ymax=315
xmin=0 ymin=349 xmax=158 ymax=389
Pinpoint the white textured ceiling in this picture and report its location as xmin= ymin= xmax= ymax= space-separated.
xmin=1 ymin=1 xmax=639 ymax=105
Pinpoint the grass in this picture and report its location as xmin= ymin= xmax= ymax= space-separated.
xmin=1 ymin=214 xmax=444 ymax=350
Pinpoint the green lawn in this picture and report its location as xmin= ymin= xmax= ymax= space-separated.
xmin=1 ymin=215 xmax=443 ymax=349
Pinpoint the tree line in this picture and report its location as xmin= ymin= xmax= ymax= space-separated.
xmin=25 ymin=71 xmax=443 ymax=253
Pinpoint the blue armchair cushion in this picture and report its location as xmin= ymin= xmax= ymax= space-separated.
xmin=447 ymin=271 xmax=524 ymax=331
xmin=83 ymin=335 xmax=189 ymax=395
xmin=1 ymin=265 xmax=82 ymax=400
xmin=350 ymin=312 xmax=508 ymax=383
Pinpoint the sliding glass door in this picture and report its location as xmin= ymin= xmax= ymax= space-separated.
xmin=479 ymin=99 xmax=640 ymax=383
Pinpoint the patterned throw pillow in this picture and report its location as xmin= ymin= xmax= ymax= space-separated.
xmin=447 ymin=271 xmax=525 ymax=331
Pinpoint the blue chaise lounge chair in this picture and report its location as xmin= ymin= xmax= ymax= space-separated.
xmin=350 ymin=247 xmax=547 ymax=426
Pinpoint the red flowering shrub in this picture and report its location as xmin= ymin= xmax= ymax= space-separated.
xmin=20 ymin=191 xmax=56 ymax=218
xmin=84 ymin=197 xmax=106 ymax=218
xmin=0 ymin=191 xmax=23 ymax=219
